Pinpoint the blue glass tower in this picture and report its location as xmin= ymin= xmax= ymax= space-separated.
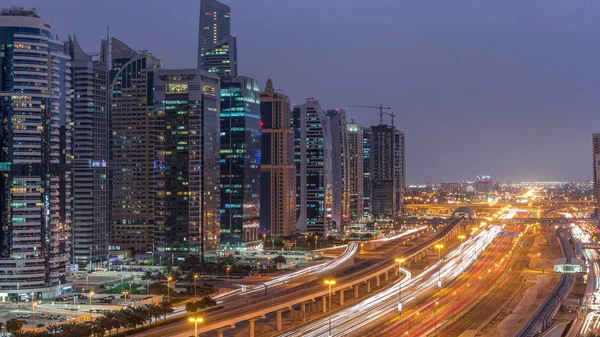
xmin=219 ymin=76 xmax=261 ymax=246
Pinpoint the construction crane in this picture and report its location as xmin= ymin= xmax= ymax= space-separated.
xmin=348 ymin=104 xmax=391 ymax=125
xmin=383 ymin=111 xmax=396 ymax=128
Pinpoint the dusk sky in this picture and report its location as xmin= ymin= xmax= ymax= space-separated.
xmin=16 ymin=0 xmax=600 ymax=183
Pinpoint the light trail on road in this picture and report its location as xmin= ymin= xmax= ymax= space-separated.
xmin=278 ymin=225 xmax=501 ymax=337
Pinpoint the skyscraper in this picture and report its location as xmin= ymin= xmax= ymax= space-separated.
xmin=294 ymin=99 xmax=332 ymax=234
xmin=201 ymin=36 xmax=238 ymax=78
xmin=198 ymin=0 xmax=231 ymax=64
xmin=326 ymin=109 xmax=350 ymax=231
xmin=347 ymin=123 xmax=364 ymax=222
xmin=107 ymin=38 xmax=160 ymax=254
xmin=259 ymin=79 xmax=296 ymax=238
xmin=371 ymin=124 xmax=397 ymax=218
xmin=0 ymin=7 xmax=72 ymax=298
xmin=153 ymin=69 xmax=221 ymax=261
xmin=219 ymin=76 xmax=261 ymax=246
xmin=362 ymin=128 xmax=373 ymax=219
xmin=198 ymin=0 xmax=237 ymax=77
xmin=65 ymin=37 xmax=109 ymax=270
xmin=395 ymin=130 xmax=405 ymax=215
xmin=593 ymin=133 xmax=600 ymax=216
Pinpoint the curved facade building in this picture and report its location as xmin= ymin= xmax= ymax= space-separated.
xmin=0 ymin=8 xmax=72 ymax=299
xmin=107 ymin=38 xmax=160 ymax=254
xmin=293 ymin=99 xmax=332 ymax=234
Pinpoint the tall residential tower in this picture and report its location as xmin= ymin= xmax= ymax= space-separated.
xmin=346 ymin=123 xmax=364 ymax=222
xmin=0 ymin=7 xmax=72 ymax=298
xmin=259 ymin=79 xmax=296 ymax=238
xmin=153 ymin=69 xmax=221 ymax=261
xmin=326 ymin=109 xmax=350 ymax=231
xmin=371 ymin=124 xmax=397 ymax=218
xmin=593 ymin=133 xmax=600 ymax=217
xmin=294 ymin=99 xmax=332 ymax=234
xmin=65 ymin=37 xmax=109 ymax=270
xmin=107 ymin=38 xmax=160 ymax=254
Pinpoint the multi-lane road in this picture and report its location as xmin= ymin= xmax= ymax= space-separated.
xmin=277 ymin=224 xmax=501 ymax=337
xmin=374 ymin=225 xmax=528 ymax=337
xmin=129 ymin=226 xmax=430 ymax=337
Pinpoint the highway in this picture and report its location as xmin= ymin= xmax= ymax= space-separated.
xmin=516 ymin=229 xmax=574 ymax=337
xmin=128 ymin=226 xmax=431 ymax=337
xmin=276 ymin=223 xmax=500 ymax=337
xmin=372 ymin=225 xmax=529 ymax=337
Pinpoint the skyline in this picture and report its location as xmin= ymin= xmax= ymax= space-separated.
xmin=16 ymin=0 xmax=600 ymax=182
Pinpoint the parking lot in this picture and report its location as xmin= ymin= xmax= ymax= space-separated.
xmin=0 ymin=304 xmax=84 ymax=330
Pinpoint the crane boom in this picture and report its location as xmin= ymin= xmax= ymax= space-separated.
xmin=348 ymin=104 xmax=391 ymax=124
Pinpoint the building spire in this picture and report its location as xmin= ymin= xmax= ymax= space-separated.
xmin=265 ymin=78 xmax=274 ymax=93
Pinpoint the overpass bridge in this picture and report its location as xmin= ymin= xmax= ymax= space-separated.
xmin=162 ymin=219 xmax=464 ymax=337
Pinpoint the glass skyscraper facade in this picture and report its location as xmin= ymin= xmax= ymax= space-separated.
xmin=153 ymin=69 xmax=221 ymax=261
xmin=326 ymin=109 xmax=350 ymax=231
xmin=219 ymin=76 xmax=261 ymax=245
xmin=0 ymin=8 xmax=72 ymax=298
xmin=371 ymin=124 xmax=397 ymax=219
xmin=198 ymin=0 xmax=231 ymax=68
xmin=294 ymin=99 xmax=332 ymax=234
xmin=65 ymin=37 xmax=109 ymax=270
xmin=198 ymin=0 xmax=237 ymax=77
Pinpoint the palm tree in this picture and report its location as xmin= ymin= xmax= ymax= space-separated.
xmin=146 ymin=303 xmax=161 ymax=324
xmin=141 ymin=270 xmax=154 ymax=281
xmin=133 ymin=306 xmax=151 ymax=326
xmin=95 ymin=315 xmax=114 ymax=336
xmin=92 ymin=318 xmax=106 ymax=337
xmin=158 ymin=300 xmax=174 ymax=320
xmin=274 ymin=255 xmax=286 ymax=265
xmin=6 ymin=318 xmax=24 ymax=335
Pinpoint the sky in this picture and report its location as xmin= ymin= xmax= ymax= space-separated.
xmin=15 ymin=0 xmax=600 ymax=183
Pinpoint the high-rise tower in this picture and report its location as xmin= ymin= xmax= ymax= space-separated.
xmin=65 ymin=37 xmax=109 ymax=270
xmin=593 ymin=134 xmax=600 ymax=217
xmin=371 ymin=124 xmax=397 ymax=218
xmin=395 ymin=130 xmax=405 ymax=215
xmin=0 ymin=7 xmax=72 ymax=298
xmin=347 ymin=123 xmax=364 ymax=222
xmin=259 ymin=79 xmax=296 ymax=238
xmin=326 ymin=109 xmax=350 ymax=231
xmin=362 ymin=128 xmax=373 ymax=219
xmin=294 ymin=99 xmax=332 ymax=234
xmin=153 ymin=69 xmax=221 ymax=261
xmin=198 ymin=0 xmax=237 ymax=77
xmin=107 ymin=38 xmax=160 ymax=254
xmin=219 ymin=76 xmax=261 ymax=245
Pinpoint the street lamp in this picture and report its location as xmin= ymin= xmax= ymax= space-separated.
xmin=435 ymin=244 xmax=444 ymax=290
xmin=314 ymin=235 xmax=318 ymax=250
xmin=324 ymin=279 xmax=336 ymax=336
xmin=89 ymin=292 xmax=94 ymax=307
xmin=32 ymin=301 xmax=38 ymax=328
xmin=188 ymin=317 xmax=203 ymax=337
xmin=267 ymin=257 xmax=271 ymax=276
xmin=194 ymin=274 xmax=199 ymax=299
xmin=167 ymin=276 xmax=172 ymax=302
xmin=395 ymin=258 xmax=405 ymax=314
xmin=226 ymin=267 xmax=231 ymax=278
xmin=263 ymin=234 xmax=267 ymax=248
xmin=452 ymin=291 xmax=456 ymax=322
xmin=434 ymin=301 xmax=439 ymax=336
